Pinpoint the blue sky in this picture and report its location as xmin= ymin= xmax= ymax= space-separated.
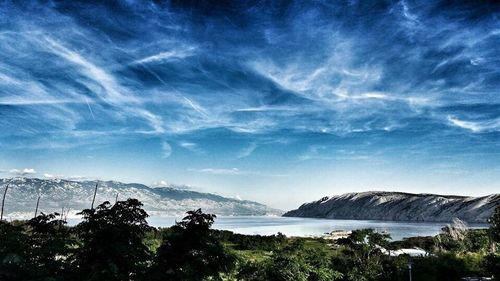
xmin=0 ymin=1 xmax=499 ymax=209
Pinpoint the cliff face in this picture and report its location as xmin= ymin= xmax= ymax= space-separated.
xmin=283 ymin=192 xmax=500 ymax=223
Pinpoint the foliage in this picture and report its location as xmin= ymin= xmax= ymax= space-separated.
xmin=435 ymin=218 xmax=468 ymax=253
xmin=302 ymin=246 xmax=343 ymax=281
xmin=0 ymin=213 xmax=73 ymax=281
xmin=389 ymin=236 xmax=435 ymax=252
xmin=216 ymin=229 xmax=287 ymax=251
xmin=0 ymin=220 xmax=30 ymax=281
xmin=1 ymin=199 xmax=499 ymax=281
xmin=26 ymin=212 xmax=74 ymax=280
xmin=73 ymin=199 xmax=152 ymax=281
xmin=335 ymin=229 xmax=391 ymax=281
xmin=150 ymin=208 xmax=236 ymax=281
xmin=464 ymin=229 xmax=490 ymax=253
xmin=488 ymin=204 xmax=500 ymax=244
xmin=238 ymin=240 xmax=342 ymax=281
xmin=435 ymin=222 xmax=491 ymax=254
xmin=410 ymin=253 xmax=490 ymax=281
xmin=484 ymin=253 xmax=500 ymax=280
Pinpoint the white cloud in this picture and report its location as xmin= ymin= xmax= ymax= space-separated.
xmin=152 ymin=180 xmax=169 ymax=187
xmin=43 ymin=37 xmax=165 ymax=134
xmin=447 ymin=115 xmax=500 ymax=133
xmin=43 ymin=173 xmax=55 ymax=179
xmin=66 ymin=175 xmax=89 ymax=181
xmin=133 ymin=47 xmax=196 ymax=64
xmin=43 ymin=173 xmax=66 ymax=179
xmin=161 ymin=141 xmax=172 ymax=158
xmin=180 ymin=142 xmax=197 ymax=149
xmin=237 ymin=143 xmax=257 ymax=158
xmin=179 ymin=142 xmax=204 ymax=153
xmin=194 ymin=168 xmax=243 ymax=175
xmin=9 ymin=168 xmax=37 ymax=176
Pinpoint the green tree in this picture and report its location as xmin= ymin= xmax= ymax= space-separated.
xmin=26 ymin=212 xmax=73 ymax=280
xmin=302 ymin=246 xmax=343 ymax=281
xmin=238 ymin=240 xmax=342 ymax=281
xmin=237 ymin=261 xmax=268 ymax=281
xmin=0 ymin=221 xmax=30 ymax=281
xmin=435 ymin=218 xmax=468 ymax=253
xmin=73 ymin=199 xmax=152 ymax=281
xmin=151 ymin=209 xmax=236 ymax=281
xmin=484 ymin=253 xmax=500 ymax=280
xmin=488 ymin=204 xmax=500 ymax=245
xmin=335 ymin=229 xmax=391 ymax=281
xmin=267 ymin=246 xmax=310 ymax=281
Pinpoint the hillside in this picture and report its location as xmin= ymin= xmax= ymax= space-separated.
xmin=283 ymin=191 xmax=500 ymax=223
xmin=0 ymin=178 xmax=281 ymax=219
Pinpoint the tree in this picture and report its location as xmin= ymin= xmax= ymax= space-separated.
xmin=151 ymin=209 xmax=236 ymax=281
xmin=238 ymin=240 xmax=342 ymax=281
xmin=335 ymin=229 xmax=391 ymax=281
xmin=303 ymin=247 xmax=343 ymax=281
xmin=488 ymin=204 xmax=500 ymax=245
xmin=435 ymin=218 xmax=468 ymax=253
xmin=266 ymin=245 xmax=311 ymax=281
xmin=26 ymin=212 xmax=73 ymax=280
xmin=484 ymin=253 xmax=500 ymax=280
xmin=0 ymin=221 xmax=30 ymax=281
xmin=73 ymin=199 xmax=152 ymax=281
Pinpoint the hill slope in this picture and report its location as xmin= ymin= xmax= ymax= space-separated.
xmin=283 ymin=191 xmax=500 ymax=223
xmin=0 ymin=178 xmax=281 ymax=219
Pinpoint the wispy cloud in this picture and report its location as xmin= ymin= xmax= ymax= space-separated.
xmin=42 ymin=37 xmax=166 ymax=134
xmin=447 ymin=115 xmax=500 ymax=133
xmin=0 ymin=0 xmax=498 ymax=194
xmin=133 ymin=47 xmax=196 ymax=64
xmin=179 ymin=142 xmax=204 ymax=154
xmin=161 ymin=141 xmax=172 ymax=159
xmin=194 ymin=168 xmax=243 ymax=175
xmin=189 ymin=167 xmax=288 ymax=178
xmin=237 ymin=143 xmax=257 ymax=158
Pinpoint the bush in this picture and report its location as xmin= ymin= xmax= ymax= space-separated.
xmin=72 ymin=199 xmax=152 ymax=281
xmin=150 ymin=209 xmax=236 ymax=281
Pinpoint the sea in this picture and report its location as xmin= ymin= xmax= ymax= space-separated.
xmin=147 ymin=216 xmax=488 ymax=241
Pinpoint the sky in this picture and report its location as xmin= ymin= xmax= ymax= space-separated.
xmin=0 ymin=0 xmax=499 ymax=210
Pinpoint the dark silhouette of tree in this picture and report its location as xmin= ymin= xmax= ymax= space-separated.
xmin=485 ymin=253 xmax=500 ymax=280
xmin=26 ymin=212 xmax=73 ymax=280
xmin=0 ymin=221 xmax=30 ymax=281
xmin=73 ymin=199 xmax=152 ymax=281
xmin=151 ymin=208 xmax=236 ymax=281
xmin=488 ymin=204 xmax=500 ymax=244
xmin=485 ymin=205 xmax=500 ymax=279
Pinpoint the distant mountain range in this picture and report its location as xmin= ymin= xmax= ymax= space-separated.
xmin=284 ymin=192 xmax=500 ymax=223
xmin=0 ymin=178 xmax=281 ymax=219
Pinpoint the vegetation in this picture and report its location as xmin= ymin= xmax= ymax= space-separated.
xmin=73 ymin=199 xmax=152 ymax=281
xmin=0 ymin=200 xmax=499 ymax=280
xmin=150 ymin=209 xmax=236 ymax=280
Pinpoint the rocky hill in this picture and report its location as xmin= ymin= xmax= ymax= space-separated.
xmin=283 ymin=191 xmax=500 ymax=223
xmin=0 ymin=178 xmax=281 ymax=219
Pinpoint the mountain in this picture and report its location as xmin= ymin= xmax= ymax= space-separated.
xmin=283 ymin=191 xmax=500 ymax=223
xmin=0 ymin=178 xmax=281 ymax=219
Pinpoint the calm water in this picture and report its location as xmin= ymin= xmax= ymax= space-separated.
xmin=147 ymin=216 xmax=487 ymax=241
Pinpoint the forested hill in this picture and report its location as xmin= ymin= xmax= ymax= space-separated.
xmin=0 ymin=178 xmax=281 ymax=218
xmin=284 ymin=191 xmax=500 ymax=223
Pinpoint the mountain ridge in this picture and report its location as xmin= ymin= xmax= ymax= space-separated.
xmin=284 ymin=191 xmax=500 ymax=223
xmin=0 ymin=178 xmax=281 ymax=219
